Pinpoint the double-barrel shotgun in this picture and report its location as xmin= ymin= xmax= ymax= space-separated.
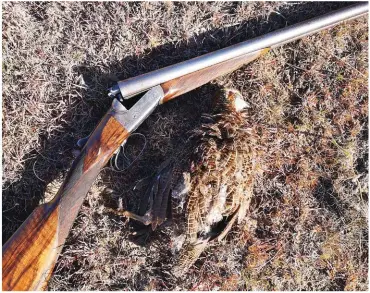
xmin=2 ymin=3 xmax=368 ymax=291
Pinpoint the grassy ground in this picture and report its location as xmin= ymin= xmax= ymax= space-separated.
xmin=2 ymin=1 xmax=368 ymax=291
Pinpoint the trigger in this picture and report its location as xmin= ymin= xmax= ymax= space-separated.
xmin=114 ymin=139 xmax=127 ymax=155
xmin=77 ymin=135 xmax=90 ymax=149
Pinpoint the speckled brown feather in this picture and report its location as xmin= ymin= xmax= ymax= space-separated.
xmin=171 ymin=88 xmax=263 ymax=277
xmin=103 ymin=89 xmax=263 ymax=277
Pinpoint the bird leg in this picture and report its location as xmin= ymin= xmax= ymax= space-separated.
xmin=106 ymin=159 xmax=174 ymax=230
xmin=104 ymin=207 xmax=153 ymax=226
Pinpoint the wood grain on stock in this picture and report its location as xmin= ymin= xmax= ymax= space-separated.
xmin=2 ymin=110 xmax=129 ymax=291
xmin=2 ymin=48 xmax=269 ymax=291
xmin=160 ymin=48 xmax=269 ymax=104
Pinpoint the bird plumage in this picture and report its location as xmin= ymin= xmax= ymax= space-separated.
xmin=170 ymin=88 xmax=262 ymax=276
xmin=105 ymin=88 xmax=264 ymax=277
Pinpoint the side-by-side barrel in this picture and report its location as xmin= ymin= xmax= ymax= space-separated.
xmin=110 ymin=3 xmax=368 ymax=99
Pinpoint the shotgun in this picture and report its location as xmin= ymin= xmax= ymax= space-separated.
xmin=2 ymin=3 xmax=368 ymax=291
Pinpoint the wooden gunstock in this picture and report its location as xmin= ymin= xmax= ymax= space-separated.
xmin=160 ymin=48 xmax=269 ymax=104
xmin=2 ymin=108 xmax=129 ymax=291
xmin=2 ymin=48 xmax=269 ymax=289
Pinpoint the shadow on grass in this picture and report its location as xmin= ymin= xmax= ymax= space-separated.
xmin=2 ymin=1 xmax=354 ymax=284
xmin=312 ymin=177 xmax=346 ymax=218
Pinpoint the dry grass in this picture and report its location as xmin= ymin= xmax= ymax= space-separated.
xmin=2 ymin=1 xmax=368 ymax=291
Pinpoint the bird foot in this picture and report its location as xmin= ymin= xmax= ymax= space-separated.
xmin=104 ymin=207 xmax=153 ymax=226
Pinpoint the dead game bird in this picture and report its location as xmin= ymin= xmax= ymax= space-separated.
xmin=171 ymin=88 xmax=263 ymax=277
xmin=105 ymin=88 xmax=264 ymax=277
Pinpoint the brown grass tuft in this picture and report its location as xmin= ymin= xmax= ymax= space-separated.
xmin=2 ymin=2 xmax=368 ymax=290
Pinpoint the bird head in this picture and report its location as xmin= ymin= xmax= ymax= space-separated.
xmin=213 ymin=88 xmax=250 ymax=113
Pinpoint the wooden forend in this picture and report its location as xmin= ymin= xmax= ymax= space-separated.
xmin=160 ymin=48 xmax=269 ymax=104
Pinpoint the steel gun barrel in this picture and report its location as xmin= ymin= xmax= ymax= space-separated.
xmin=3 ymin=3 xmax=368 ymax=291
xmin=109 ymin=3 xmax=368 ymax=99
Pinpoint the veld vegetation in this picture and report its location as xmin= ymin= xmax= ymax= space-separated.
xmin=2 ymin=1 xmax=368 ymax=290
